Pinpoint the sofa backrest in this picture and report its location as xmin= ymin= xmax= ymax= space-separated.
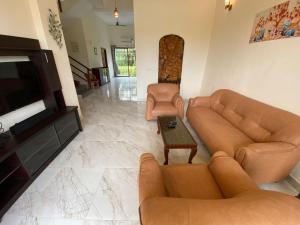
xmin=147 ymin=83 xmax=179 ymax=102
xmin=209 ymin=90 xmax=300 ymax=145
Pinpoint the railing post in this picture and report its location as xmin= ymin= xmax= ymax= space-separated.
xmin=86 ymin=69 xmax=92 ymax=89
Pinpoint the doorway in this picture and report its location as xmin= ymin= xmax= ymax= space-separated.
xmin=113 ymin=47 xmax=136 ymax=77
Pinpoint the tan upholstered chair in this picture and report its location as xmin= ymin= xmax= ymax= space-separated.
xmin=145 ymin=83 xmax=184 ymax=121
xmin=139 ymin=152 xmax=300 ymax=225
xmin=187 ymin=89 xmax=300 ymax=184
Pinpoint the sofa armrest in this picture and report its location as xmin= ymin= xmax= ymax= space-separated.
xmin=172 ymin=94 xmax=184 ymax=118
xmin=235 ymin=142 xmax=299 ymax=184
xmin=140 ymin=191 xmax=300 ymax=225
xmin=188 ymin=96 xmax=210 ymax=108
xmin=208 ymin=151 xmax=257 ymax=198
xmin=139 ymin=153 xmax=166 ymax=205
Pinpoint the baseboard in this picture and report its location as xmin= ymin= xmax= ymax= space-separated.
xmin=287 ymin=175 xmax=300 ymax=192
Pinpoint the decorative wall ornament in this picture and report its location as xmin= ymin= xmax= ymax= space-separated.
xmin=250 ymin=0 xmax=300 ymax=43
xmin=48 ymin=9 xmax=63 ymax=48
xmin=158 ymin=35 xmax=184 ymax=85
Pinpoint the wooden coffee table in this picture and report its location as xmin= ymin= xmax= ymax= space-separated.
xmin=157 ymin=116 xmax=197 ymax=165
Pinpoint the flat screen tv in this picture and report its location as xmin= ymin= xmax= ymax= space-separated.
xmin=0 ymin=61 xmax=44 ymax=116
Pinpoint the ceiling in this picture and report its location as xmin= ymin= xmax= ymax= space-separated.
xmin=60 ymin=0 xmax=134 ymax=26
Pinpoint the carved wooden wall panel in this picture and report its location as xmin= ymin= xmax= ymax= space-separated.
xmin=158 ymin=35 xmax=184 ymax=84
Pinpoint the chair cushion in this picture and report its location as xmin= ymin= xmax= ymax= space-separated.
xmin=188 ymin=107 xmax=253 ymax=156
xmin=161 ymin=164 xmax=223 ymax=199
xmin=152 ymin=102 xmax=178 ymax=118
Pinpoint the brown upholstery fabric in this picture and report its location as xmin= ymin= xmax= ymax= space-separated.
xmin=188 ymin=106 xmax=253 ymax=157
xmin=145 ymin=83 xmax=184 ymax=120
xmin=139 ymin=153 xmax=300 ymax=225
xmin=162 ymin=164 xmax=223 ymax=199
xmin=208 ymin=152 xmax=257 ymax=198
xmin=187 ymin=89 xmax=300 ymax=184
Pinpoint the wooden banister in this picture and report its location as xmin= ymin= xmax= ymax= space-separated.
xmin=68 ymin=55 xmax=92 ymax=89
xmin=69 ymin=56 xmax=90 ymax=71
xmin=71 ymin=64 xmax=88 ymax=75
xmin=72 ymin=71 xmax=87 ymax=82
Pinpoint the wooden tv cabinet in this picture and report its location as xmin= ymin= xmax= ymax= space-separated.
xmin=0 ymin=106 xmax=82 ymax=219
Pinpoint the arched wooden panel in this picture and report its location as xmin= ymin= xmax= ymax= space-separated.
xmin=158 ymin=35 xmax=184 ymax=84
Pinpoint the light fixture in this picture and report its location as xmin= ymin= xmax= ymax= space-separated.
xmin=113 ymin=0 xmax=119 ymax=18
xmin=225 ymin=0 xmax=233 ymax=11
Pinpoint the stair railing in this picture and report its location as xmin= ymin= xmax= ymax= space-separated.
xmin=68 ymin=56 xmax=92 ymax=89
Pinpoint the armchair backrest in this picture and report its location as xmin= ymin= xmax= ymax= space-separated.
xmin=147 ymin=83 xmax=179 ymax=102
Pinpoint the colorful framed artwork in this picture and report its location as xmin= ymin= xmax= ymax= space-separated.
xmin=250 ymin=0 xmax=300 ymax=43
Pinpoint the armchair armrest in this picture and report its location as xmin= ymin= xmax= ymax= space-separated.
xmin=140 ymin=191 xmax=300 ymax=225
xmin=188 ymin=96 xmax=210 ymax=108
xmin=235 ymin=142 xmax=299 ymax=184
xmin=172 ymin=94 xmax=184 ymax=118
xmin=145 ymin=94 xmax=156 ymax=120
xmin=209 ymin=151 xmax=257 ymax=198
xmin=139 ymin=153 xmax=166 ymax=204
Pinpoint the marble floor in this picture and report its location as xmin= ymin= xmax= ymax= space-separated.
xmin=1 ymin=77 xmax=298 ymax=225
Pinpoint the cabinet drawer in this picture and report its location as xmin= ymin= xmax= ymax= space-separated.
xmin=24 ymin=136 xmax=60 ymax=176
xmin=54 ymin=112 xmax=77 ymax=132
xmin=16 ymin=126 xmax=58 ymax=162
xmin=56 ymin=121 xmax=79 ymax=145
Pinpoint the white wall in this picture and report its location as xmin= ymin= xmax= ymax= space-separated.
xmin=134 ymin=0 xmax=216 ymax=100
xmin=63 ymin=18 xmax=89 ymax=66
xmin=201 ymin=0 xmax=300 ymax=181
xmin=108 ymin=25 xmax=135 ymax=48
xmin=0 ymin=0 xmax=81 ymax=131
xmin=31 ymin=0 xmax=81 ymax=114
xmin=81 ymin=12 xmax=114 ymax=76
xmin=62 ymin=11 xmax=115 ymax=78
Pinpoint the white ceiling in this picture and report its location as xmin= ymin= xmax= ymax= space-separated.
xmin=61 ymin=0 xmax=134 ymax=26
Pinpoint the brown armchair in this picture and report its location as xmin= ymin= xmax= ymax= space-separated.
xmin=139 ymin=152 xmax=300 ymax=225
xmin=145 ymin=83 xmax=184 ymax=121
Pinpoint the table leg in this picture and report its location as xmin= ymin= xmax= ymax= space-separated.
xmin=164 ymin=147 xmax=169 ymax=165
xmin=157 ymin=120 xmax=161 ymax=134
xmin=188 ymin=147 xmax=197 ymax=164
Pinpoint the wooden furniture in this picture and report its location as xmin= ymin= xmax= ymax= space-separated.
xmin=92 ymin=67 xmax=110 ymax=86
xmin=0 ymin=107 xmax=81 ymax=219
xmin=0 ymin=34 xmax=82 ymax=219
xmin=158 ymin=35 xmax=184 ymax=84
xmin=157 ymin=116 xmax=197 ymax=165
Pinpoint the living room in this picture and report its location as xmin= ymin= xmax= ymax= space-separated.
xmin=0 ymin=0 xmax=300 ymax=224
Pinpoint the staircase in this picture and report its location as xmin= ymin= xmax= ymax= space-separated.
xmin=69 ymin=56 xmax=93 ymax=97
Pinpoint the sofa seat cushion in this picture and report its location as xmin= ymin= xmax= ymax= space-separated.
xmin=152 ymin=102 xmax=178 ymax=117
xmin=188 ymin=107 xmax=253 ymax=157
xmin=161 ymin=164 xmax=223 ymax=199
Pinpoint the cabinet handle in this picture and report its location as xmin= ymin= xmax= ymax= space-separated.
xmin=44 ymin=53 xmax=49 ymax=63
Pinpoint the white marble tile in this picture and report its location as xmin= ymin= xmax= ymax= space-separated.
xmin=68 ymin=141 xmax=144 ymax=169
xmin=90 ymin=169 xmax=139 ymax=221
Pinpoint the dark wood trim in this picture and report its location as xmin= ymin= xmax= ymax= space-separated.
xmin=0 ymin=35 xmax=40 ymax=51
xmin=72 ymin=71 xmax=88 ymax=82
xmin=68 ymin=55 xmax=90 ymax=71
xmin=71 ymin=64 xmax=89 ymax=75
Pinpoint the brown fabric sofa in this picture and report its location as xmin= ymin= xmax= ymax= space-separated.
xmin=187 ymin=89 xmax=300 ymax=184
xmin=145 ymin=83 xmax=184 ymax=121
xmin=139 ymin=152 xmax=300 ymax=225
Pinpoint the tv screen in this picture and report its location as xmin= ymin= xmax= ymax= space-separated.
xmin=0 ymin=61 xmax=44 ymax=116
